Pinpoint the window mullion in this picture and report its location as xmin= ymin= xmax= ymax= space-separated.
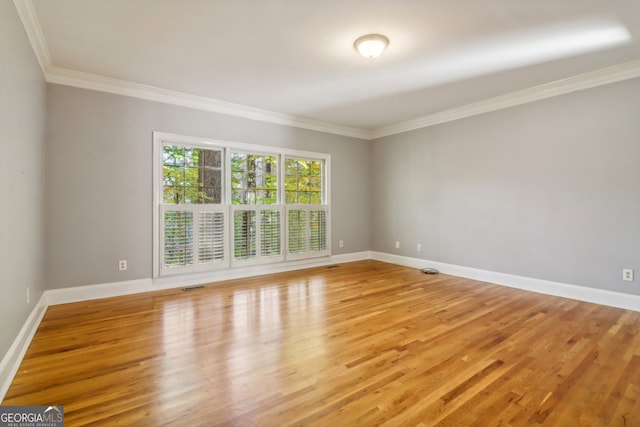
xmin=306 ymin=205 xmax=312 ymax=254
xmin=224 ymin=148 xmax=232 ymax=205
xmin=193 ymin=205 xmax=200 ymax=265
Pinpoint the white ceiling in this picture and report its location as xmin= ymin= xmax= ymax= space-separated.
xmin=21 ymin=0 xmax=640 ymax=138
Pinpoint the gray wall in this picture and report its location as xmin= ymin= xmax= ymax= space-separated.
xmin=371 ymin=77 xmax=640 ymax=295
xmin=45 ymin=84 xmax=371 ymax=289
xmin=0 ymin=3 xmax=47 ymax=357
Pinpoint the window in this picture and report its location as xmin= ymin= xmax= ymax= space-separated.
xmin=158 ymin=143 xmax=227 ymax=274
xmin=284 ymin=157 xmax=329 ymax=259
xmin=231 ymin=152 xmax=283 ymax=264
xmin=231 ymin=153 xmax=277 ymax=205
xmin=163 ymin=145 xmax=222 ymax=204
xmin=153 ymin=133 xmax=330 ymax=277
xmin=284 ymin=158 xmax=323 ymax=204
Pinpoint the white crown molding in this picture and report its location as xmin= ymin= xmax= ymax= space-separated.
xmin=14 ymin=1 xmax=369 ymax=140
xmin=15 ymin=0 xmax=640 ymax=141
xmin=13 ymin=0 xmax=50 ymax=76
xmin=45 ymin=59 xmax=640 ymax=141
xmin=370 ymin=60 xmax=640 ymax=139
xmin=45 ymin=66 xmax=371 ymax=140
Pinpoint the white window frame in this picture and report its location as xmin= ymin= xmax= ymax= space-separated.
xmin=153 ymin=134 xmax=230 ymax=277
xmin=282 ymin=155 xmax=330 ymax=259
xmin=153 ymin=132 xmax=331 ymax=278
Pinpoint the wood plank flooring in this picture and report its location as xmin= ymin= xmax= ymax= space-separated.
xmin=3 ymin=260 xmax=640 ymax=426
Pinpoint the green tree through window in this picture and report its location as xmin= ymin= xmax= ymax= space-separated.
xmin=231 ymin=153 xmax=278 ymax=205
xmin=163 ymin=145 xmax=222 ymax=204
xmin=285 ymin=158 xmax=323 ymax=204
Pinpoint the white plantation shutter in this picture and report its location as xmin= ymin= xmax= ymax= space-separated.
xmin=233 ymin=209 xmax=256 ymax=261
xmin=161 ymin=205 xmax=229 ymax=273
xmin=287 ymin=206 xmax=329 ymax=259
xmin=198 ymin=211 xmax=226 ymax=264
xmin=309 ymin=209 xmax=327 ymax=252
xmin=260 ymin=210 xmax=281 ymax=257
xmin=163 ymin=210 xmax=194 ymax=268
xmin=287 ymin=210 xmax=307 ymax=254
xmin=232 ymin=207 xmax=284 ymax=264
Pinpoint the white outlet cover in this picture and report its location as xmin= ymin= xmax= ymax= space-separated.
xmin=623 ymin=269 xmax=634 ymax=281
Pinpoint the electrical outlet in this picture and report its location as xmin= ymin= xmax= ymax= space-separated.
xmin=118 ymin=260 xmax=127 ymax=271
xmin=417 ymin=243 xmax=422 ymax=252
xmin=395 ymin=241 xmax=400 ymax=249
xmin=339 ymin=240 xmax=344 ymax=248
xmin=623 ymin=269 xmax=634 ymax=282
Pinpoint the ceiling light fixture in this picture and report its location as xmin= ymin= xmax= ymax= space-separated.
xmin=354 ymin=34 xmax=389 ymax=58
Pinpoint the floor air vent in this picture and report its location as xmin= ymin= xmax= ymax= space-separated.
xmin=182 ymin=285 xmax=205 ymax=291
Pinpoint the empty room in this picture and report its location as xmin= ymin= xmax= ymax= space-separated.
xmin=2 ymin=0 xmax=640 ymax=425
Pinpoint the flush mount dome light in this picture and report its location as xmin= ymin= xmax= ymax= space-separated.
xmin=354 ymin=34 xmax=389 ymax=58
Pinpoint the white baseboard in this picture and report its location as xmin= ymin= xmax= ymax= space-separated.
xmin=49 ymin=250 xmax=639 ymax=312
xmin=0 ymin=251 xmax=371 ymax=401
xmin=153 ymin=251 xmax=371 ymax=291
xmin=371 ymin=252 xmax=640 ymax=312
xmin=4 ymin=250 xmax=638 ymax=402
xmin=47 ymin=252 xmax=372 ymax=306
xmin=0 ymin=293 xmax=48 ymax=402
xmin=46 ymin=278 xmax=154 ymax=306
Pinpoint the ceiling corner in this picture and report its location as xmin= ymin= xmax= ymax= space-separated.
xmin=14 ymin=0 xmax=51 ymax=77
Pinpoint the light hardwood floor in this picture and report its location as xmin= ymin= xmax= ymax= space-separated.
xmin=3 ymin=260 xmax=640 ymax=426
